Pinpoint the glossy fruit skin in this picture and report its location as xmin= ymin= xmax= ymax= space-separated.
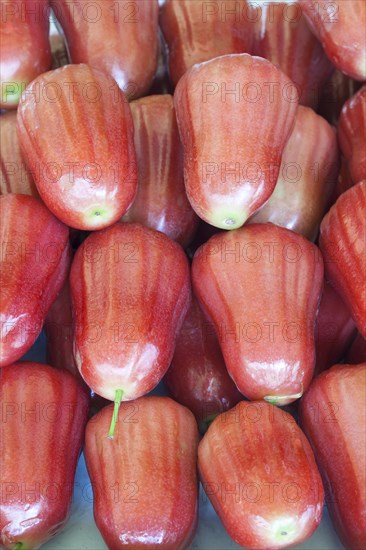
xmin=160 ymin=0 xmax=253 ymax=87
xmin=252 ymin=1 xmax=333 ymax=109
xmin=0 ymin=111 xmax=39 ymax=197
xmin=192 ymin=223 xmax=324 ymax=404
xmin=338 ymin=85 xmax=366 ymax=185
xmin=164 ymin=295 xmax=242 ymax=430
xmin=70 ymin=222 xmax=191 ymax=401
xmin=249 ymin=105 xmax=339 ymax=241
xmin=44 ymin=278 xmax=79 ymax=378
xmin=346 ymin=333 xmax=366 ymax=364
xmin=0 ymin=361 xmax=90 ymax=549
xmin=51 ymin=0 xmax=159 ymax=100
xmin=0 ymin=194 xmax=70 ymax=367
xmin=319 ymin=181 xmax=366 ymax=339
xmin=198 ymin=400 xmax=324 ymax=550
xmin=299 ymin=363 xmax=366 ymax=550
xmin=17 ymin=64 xmax=137 ymax=231
xmin=314 ymin=281 xmax=356 ymax=375
xmin=0 ymin=0 xmax=51 ymax=109
xmin=84 ymin=396 xmax=199 ymax=549
xmin=122 ymin=95 xmax=199 ymax=247
xmin=174 ymin=54 xmax=298 ymax=230
xmin=299 ymin=0 xmax=366 ymax=81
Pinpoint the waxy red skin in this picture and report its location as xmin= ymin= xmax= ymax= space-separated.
xmin=0 ymin=0 xmax=51 ymax=109
xmin=252 ymin=1 xmax=333 ymax=109
xmin=338 ymin=85 xmax=366 ymax=185
xmin=0 ymin=361 xmax=90 ymax=549
xmin=0 ymin=194 xmax=70 ymax=367
xmin=314 ymin=281 xmax=356 ymax=375
xmin=192 ymin=224 xmax=324 ymax=404
xmin=198 ymin=401 xmax=324 ymax=550
xmin=0 ymin=111 xmax=39 ymax=197
xmin=299 ymin=363 xmax=366 ymax=550
xmin=346 ymin=332 xmax=366 ymax=364
xmin=249 ymin=106 xmax=339 ymax=241
xmin=299 ymin=0 xmax=366 ymax=81
xmin=164 ymin=295 xmax=242 ymax=429
xmin=160 ymin=0 xmax=254 ymax=87
xmin=319 ymin=181 xmax=366 ymax=339
xmin=17 ymin=64 xmax=137 ymax=231
xmin=44 ymin=279 xmax=79 ymax=378
xmin=51 ymin=0 xmax=159 ymax=100
xmin=84 ymin=396 xmax=199 ymax=549
xmin=70 ymin=222 xmax=191 ymax=401
xmin=122 ymin=95 xmax=199 ymax=247
xmin=174 ymin=54 xmax=298 ymax=230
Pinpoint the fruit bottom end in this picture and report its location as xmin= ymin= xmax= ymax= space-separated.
xmin=207 ymin=208 xmax=249 ymax=231
xmin=13 ymin=543 xmax=27 ymax=550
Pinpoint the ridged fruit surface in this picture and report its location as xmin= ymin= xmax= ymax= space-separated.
xmin=160 ymin=0 xmax=253 ymax=86
xmin=319 ymin=181 xmax=366 ymax=338
xmin=299 ymin=363 xmax=366 ymax=550
xmin=0 ymin=361 xmax=90 ymax=549
xmin=0 ymin=194 xmax=70 ymax=366
xmin=70 ymin=223 xmax=191 ymax=401
xmin=164 ymin=294 xmax=242 ymax=429
xmin=252 ymin=1 xmax=333 ymax=108
xmin=299 ymin=0 xmax=366 ymax=80
xmin=50 ymin=0 xmax=159 ymax=99
xmin=249 ymin=105 xmax=339 ymax=240
xmin=198 ymin=400 xmax=324 ymax=550
xmin=314 ymin=281 xmax=356 ymax=375
xmin=174 ymin=54 xmax=298 ymax=230
xmin=17 ymin=64 xmax=137 ymax=230
xmin=0 ymin=0 xmax=51 ymax=109
xmin=84 ymin=395 xmax=199 ymax=549
xmin=0 ymin=111 xmax=39 ymax=197
xmin=122 ymin=95 xmax=199 ymax=247
xmin=192 ymin=223 xmax=324 ymax=404
xmin=338 ymin=85 xmax=366 ymax=185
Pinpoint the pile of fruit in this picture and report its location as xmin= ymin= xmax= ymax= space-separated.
xmin=1 ymin=0 xmax=365 ymax=549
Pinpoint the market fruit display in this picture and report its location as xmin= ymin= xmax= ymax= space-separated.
xmin=1 ymin=3 xmax=365 ymax=549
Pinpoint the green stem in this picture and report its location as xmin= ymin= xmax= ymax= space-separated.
xmin=108 ymin=389 xmax=123 ymax=439
xmin=13 ymin=543 xmax=25 ymax=550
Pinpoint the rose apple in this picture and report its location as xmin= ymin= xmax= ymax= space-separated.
xmin=192 ymin=223 xmax=324 ymax=404
xmin=17 ymin=64 xmax=137 ymax=230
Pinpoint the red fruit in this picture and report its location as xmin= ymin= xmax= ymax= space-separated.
xmin=0 ymin=361 xmax=90 ymax=549
xmin=51 ymin=0 xmax=159 ymax=99
xmin=192 ymin=224 xmax=324 ymax=405
xmin=122 ymin=95 xmax=199 ymax=247
xmin=252 ymin=1 xmax=333 ymax=108
xmin=84 ymin=396 xmax=199 ymax=549
xmin=338 ymin=85 xmax=366 ymax=185
xmin=44 ymin=279 xmax=78 ymax=377
xmin=249 ymin=105 xmax=339 ymax=241
xmin=299 ymin=363 xmax=366 ymax=550
xmin=17 ymin=64 xmax=137 ymax=231
xmin=0 ymin=0 xmax=51 ymax=109
xmin=164 ymin=295 xmax=242 ymax=429
xmin=346 ymin=332 xmax=366 ymax=365
xmin=0 ymin=111 xmax=39 ymax=197
xmin=299 ymin=0 xmax=366 ymax=81
xmin=70 ymin=223 xmax=190 ymax=403
xmin=160 ymin=0 xmax=254 ymax=87
xmin=0 ymin=194 xmax=70 ymax=367
xmin=198 ymin=400 xmax=324 ymax=550
xmin=319 ymin=181 xmax=366 ymax=338
xmin=314 ymin=281 xmax=356 ymax=375
xmin=317 ymin=69 xmax=361 ymax=126
xmin=174 ymin=54 xmax=298 ymax=230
